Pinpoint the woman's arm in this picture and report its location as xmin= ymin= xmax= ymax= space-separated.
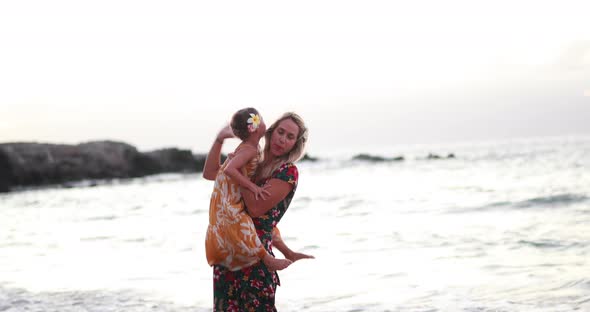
xmin=202 ymin=125 xmax=234 ymax=180
xmin=241 ymin=178 xmax=293 ymax=217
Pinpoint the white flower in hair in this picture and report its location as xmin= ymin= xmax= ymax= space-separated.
xmin=247 ymin=113 xmax=260 ymax=133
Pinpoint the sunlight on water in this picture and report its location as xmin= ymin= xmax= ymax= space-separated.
xmin=1 ymin=137 xmax=589 ymax=311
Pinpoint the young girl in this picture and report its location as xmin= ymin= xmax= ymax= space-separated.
xmin=205 ymin=107 xmax=292 ymax=271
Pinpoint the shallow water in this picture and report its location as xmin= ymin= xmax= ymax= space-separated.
xmin=1 ymin=136 xmax=589 ymax=311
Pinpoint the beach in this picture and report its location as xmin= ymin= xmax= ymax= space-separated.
xmin=1 ymin=136 xmax=589 ymax=311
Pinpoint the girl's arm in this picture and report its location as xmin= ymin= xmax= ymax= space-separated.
xmin=223 ymin=146 xmax=265 ymax=196
xmin=202 ymin=125 xmax=234 ymax=180
xmin=241 ymin=178 xmax=293 ymax=217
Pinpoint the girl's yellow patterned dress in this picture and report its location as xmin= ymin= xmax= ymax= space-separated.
xmin=205 ymin=145 xmax=267 ymax=271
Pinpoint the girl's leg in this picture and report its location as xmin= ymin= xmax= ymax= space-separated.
xmin=262 ymin=253 xmax=292 ymax=271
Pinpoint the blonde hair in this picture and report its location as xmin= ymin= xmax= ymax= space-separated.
xmin=254 ymin=112 xmax=308 ymax=182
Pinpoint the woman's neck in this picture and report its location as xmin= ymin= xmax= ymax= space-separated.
xmin=263 ymin=149 xmax=276 ymax=162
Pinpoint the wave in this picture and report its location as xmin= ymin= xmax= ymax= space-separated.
xmin=515 ymin=194 xmax=590 ymax=208
xmin=86 ymin=215 xmax=118 ymax=221
xmin=451 ymin=193 xmax=589 ymax=213
xmin=552 ymin=278 xmax=590 ymax=290
xmin=0 ymin=286 xmax=209 ymax=312
xmin=80 ymin=236 xmax=113 ymax=241
xmin=517 ymin=239 xmax=588 ymax=250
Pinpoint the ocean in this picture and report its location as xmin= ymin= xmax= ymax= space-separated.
xmin=1 ymin=136 xmax=589 ymax=311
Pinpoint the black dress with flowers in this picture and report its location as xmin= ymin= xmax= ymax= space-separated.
xmin=213 ymin=163 xmax=299 ymax=312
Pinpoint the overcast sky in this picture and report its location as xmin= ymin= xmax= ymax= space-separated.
xmin=1 ymin=0 xmax=589 ymax=154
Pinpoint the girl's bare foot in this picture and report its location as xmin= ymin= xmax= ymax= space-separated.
xmin=263 ymin=254 xmax=292 ymax=271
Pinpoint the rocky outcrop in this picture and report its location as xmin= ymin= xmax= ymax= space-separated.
xmin=352 ymin=154 xmax=405 ymax=162
xmin=0 ymin=149 xmax=14 ymax=193
xmin=0 ymin=141 xmax=207 ymax=193
xmin=352 ymin=153 xmax=456 ymax=162
xmin=426 ymin=153 xmax=456 ymax=160
xmin=136 ymin=148 xmax=206 ymax=176
xmin=300 ymin=153 xmax=319 ymax=162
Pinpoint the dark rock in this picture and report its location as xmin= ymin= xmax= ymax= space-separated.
xmin=352 ymin=154 xmax=404 ymax=162
xmin=300 ymin=153 xmax=319 ymax=162
xmin=353 ymin=154 xmax=387 ymax=162
xmin=427 ymin=153 xmax=442 ymax=159
xmin=143 ymin=148 xmax=200 ymax=173
xmin=0 ymin=149 xmax=14 ymax=192
xmin=0 ymin=141 xmax=209 ymax=192
xmin=426 ymin=153 xmax=456 ymax=160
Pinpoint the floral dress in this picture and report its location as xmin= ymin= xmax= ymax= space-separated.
xmin=213 ymin=162 xmax=299 ymax=312
xmin=205 ymin=144 xmax=267 ymax=271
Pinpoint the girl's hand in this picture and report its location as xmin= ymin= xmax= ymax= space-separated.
xmin=217 ymin=124 xmax=235 ymax=141
xmin=251 ymin=185 xmax=271 ymax=200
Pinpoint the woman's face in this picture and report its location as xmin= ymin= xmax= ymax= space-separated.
xmin=269 ymin=118 xmax=299 ymax=157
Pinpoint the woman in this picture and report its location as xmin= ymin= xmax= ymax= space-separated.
xmin=203 ymin=112 xmax=314 ymax=311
